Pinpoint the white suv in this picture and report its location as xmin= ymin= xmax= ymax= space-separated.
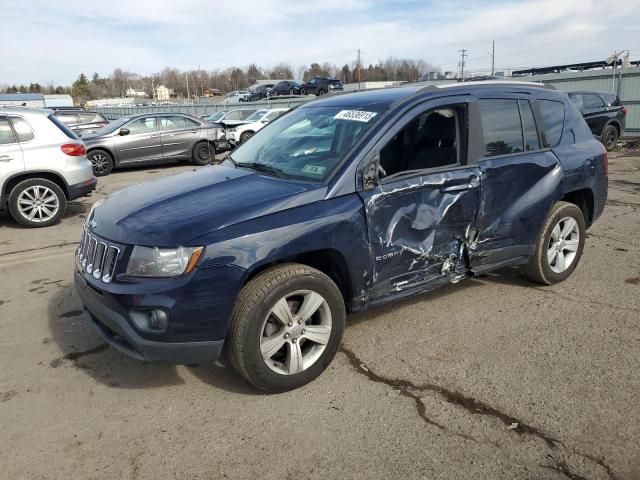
xmin=224 ymin=108 xmax=289 ymax=144
xmin=0 ymin=106 xmax=96 ymax=227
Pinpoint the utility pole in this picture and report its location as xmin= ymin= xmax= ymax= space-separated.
xmin=491 ymin=41 xmax=495 ymax=76
xmin=458 ymin=49 xmax=468 ymax=80
xmin=356 ymin=48 xmax=362 ymax=89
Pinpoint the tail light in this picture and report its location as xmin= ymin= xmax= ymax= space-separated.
xmin=603 ymin=150 xmax=608 ymax=176
xmin=61 ymin=143 xmax=86 ymax=156
xmin=621 ymin=106 xmax=627 ymax=115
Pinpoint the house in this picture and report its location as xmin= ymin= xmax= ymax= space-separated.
xmin=0 ymin=93 xmax=45 ymax=107
xmin=126 ymin=88 xmax=147 ymax=98
xmin=43 ymin=94 xmax=73 ymax=108
xmin=155 ymin=85 xmax=174 ymax=101
xmin=202 ymin=88 xmax=222 ymax=98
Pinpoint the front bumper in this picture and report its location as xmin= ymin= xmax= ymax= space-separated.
xmin=68 ymin=176 xmax=97 ymax=200
xmin=75 ymin=271 xmax=225 ymax=364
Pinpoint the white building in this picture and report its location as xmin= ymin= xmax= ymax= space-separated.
xmin=155 ymin=85 xmax=173 ymax=101
xmin=126 ymin=88 xmax=147 ymax=98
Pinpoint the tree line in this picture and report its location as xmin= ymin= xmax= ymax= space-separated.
xmin=1 ymin=57 xmax=440 ymax=102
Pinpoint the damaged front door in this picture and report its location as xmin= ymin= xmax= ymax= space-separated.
xmin=358 ymin=102 xmax=481 ymax=301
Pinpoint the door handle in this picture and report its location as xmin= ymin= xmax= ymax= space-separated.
xmin=150 ymin=134 xmax=159 ymax=138
xmin=440 ymin=175 xmax=479 ymax=193
xmin=0 ymin=155 xmax=13 ymax=162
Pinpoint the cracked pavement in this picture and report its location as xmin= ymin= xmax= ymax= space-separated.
xmin=1 ymin=154 xmax=639 ymax=479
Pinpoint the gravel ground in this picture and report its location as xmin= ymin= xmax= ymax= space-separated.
xmin=0 ymin=153 xmax=639 ymax=480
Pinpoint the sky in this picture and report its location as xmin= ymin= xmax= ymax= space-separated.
xmin=2 ymin=0 xmax=640 ymax=86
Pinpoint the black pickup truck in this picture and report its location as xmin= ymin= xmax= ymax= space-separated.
xmin=569 ymin=91 xmax=626 ymax=151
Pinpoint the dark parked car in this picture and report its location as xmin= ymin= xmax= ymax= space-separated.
xmin=272 ymin=81 xmax=302 ymax=95
xmin=53 ymin=110 xmax=109 ymax=136
xmin=246 ymin=84 xmax=275 ymax=102
xmin=568 ymin=91 xmax=626 ymax=151
xmin=83 ymin=113 xmax=219 ymax=176
xmin=300 ymin=76 xmax=343 ymax=95
xmin=76 ymin=83 xmax=607 ymax=392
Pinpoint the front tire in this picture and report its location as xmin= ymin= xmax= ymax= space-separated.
xmin=239 ymin=131 xmax=254 ymax=143
xmin=522 ymin=201 xmax=585 ymax=285
xmin=300 ymin=88 xmax=307 ymax=95
xmin=8 ymin=178 xmax=67 ymax=228
xmin=88 ymin=149 xmax=113 ymax=177
xmin=192 ymin=141 xmax=214 ymax=165
xmin=601 ymin=124 xmax=618 ymax=151
xmin=228 ymin=264 xmax=346 ymax=393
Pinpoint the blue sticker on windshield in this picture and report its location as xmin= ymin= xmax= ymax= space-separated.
xmin=302 ymin=165 xmax=327 ymax=175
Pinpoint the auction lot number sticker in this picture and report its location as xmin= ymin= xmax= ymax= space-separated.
xmin=334 ymin=110 xmax=378 ymax=122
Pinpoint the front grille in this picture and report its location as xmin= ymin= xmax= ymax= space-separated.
xmin=77 ymin=228 xmax=120 ymax=283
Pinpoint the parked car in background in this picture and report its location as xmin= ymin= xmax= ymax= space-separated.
xmin=223 ymin=90 xmax=250 ymax=103
xmin=53 ymin=110 xmax=109 ymax=136
xmin=223 ymin=108 xmax=288 ymax=144
xmin=203 ymin=109 xmax=257 ymax=124
xmin=83 ymin=113 xmax=218 ymax=176
xmin=272 ymin=81 xmax=302 ymax=96
xmin=76 ymin=83 xmax=607 ymax=392
xmin=299 ymin=77 xmax=343 ymax=96
xmin=568 ymin=91 xmax=626 ymax=151
xmin=0 ymin=106 xmax=96 ymax=227
xmin=246 ymin=84 xmax=275 ymax=102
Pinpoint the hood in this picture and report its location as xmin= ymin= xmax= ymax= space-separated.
xmin=221 ymin=120 xmax=251 ymax=128
xmin=90 ymin=165 xmax=326 ymax=246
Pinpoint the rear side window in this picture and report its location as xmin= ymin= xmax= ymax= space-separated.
xmin=10 ymin=117 xmax=34 ymax=142
xmin=519 ymin=101 xmax=540 ymax=151
xmin=569 ymin=94 xmax=585 ymax=110
xmin=0 ymin=118 xmax=17 ymax=144
xmin=583 ymin=94 xmax=604 ymax=109
xmin=48 ymin=115 xmax=80 ymax=139
xmin=538 ymin=100 xmax=565 ymax=147
xmin=479 ymin=99 xmax=523 ymax=156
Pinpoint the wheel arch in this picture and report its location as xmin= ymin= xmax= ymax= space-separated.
xmin=1 ymin=171 xmax=70 ymax=207
xmin=562 ymin=187 xmax=595 ymax=227
xmin=87 ymin=146 xmax=117 ymax=165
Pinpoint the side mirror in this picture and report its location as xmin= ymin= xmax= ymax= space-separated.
xmin=261 ymin=119 xmax=269 ymax=124
xmin=119 ymin=128 xmax=130 ymax=136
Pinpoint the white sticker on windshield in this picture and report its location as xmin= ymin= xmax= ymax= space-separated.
xmin=302 ymin=165 xmax=327 ymax=175
xmin=334 ymin=110 xmax=378 ymax=122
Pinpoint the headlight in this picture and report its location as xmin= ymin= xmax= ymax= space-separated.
xmin=226 ymin=127 xmax=236 ymax=132
xmin=86 ymin=199 xmax=104 ymax=225
xmin=126 ymin=246 xmax=204 ymax=277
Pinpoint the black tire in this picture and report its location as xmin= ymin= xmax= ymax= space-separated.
xmin=239 ymin=131 xmax=254 ymax=143
xmin=228 ymin=263 xmax=346 ymax=393
xmin=300 ymin=88 xmax=307 ymax=95
xmin=192 ymin=141 xmax=214 ymax=165
xmin=8 ymin=178 xmax=67 ymax=228
xmin=601 ymin=124 xmax=618 ymax=151
xmin=289 ymin=88 xmax=295 ymax=95
xmin=88 ymin=149 xmax=114 ymax=177
xmin=317 ymin=89 xmax=326 ymax=96
xmin=522 ymin=201 xmax=586 ymax=285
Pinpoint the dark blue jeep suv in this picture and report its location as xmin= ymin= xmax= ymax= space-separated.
xmin=75 ymin=82 xmax=608 ymax=392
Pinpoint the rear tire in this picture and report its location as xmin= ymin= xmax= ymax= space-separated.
xmin=228 ymin=263 xmax=346 ymax=393
xmin=289 ymin=88 xmax=295 ymax=95
xmin=88 ymin=149 xmax=113 ymax=177
xmin=522 ymin=201 xmax=585 ymax=285
xmin=8 ymin=178 xmax=66 ymax=228
xmin=601 ymin=124 xmax=618 ymax=151
xmin=300 ymin=88 xmax=307 ymax=95
xmin=192 ymin=141 xmax=214 ymax=165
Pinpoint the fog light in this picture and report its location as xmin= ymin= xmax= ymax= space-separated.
xmin=129 ymin=308 xmax=169 ymax=333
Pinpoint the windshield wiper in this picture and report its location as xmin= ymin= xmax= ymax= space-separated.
xmin=238 ymin=162 xmax=288 ymax=178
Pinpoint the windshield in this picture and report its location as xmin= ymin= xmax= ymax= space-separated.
xmin=206 ymin=111 xmax=227 ymax=122
xmin=90 ymin=117 xmax=130 ymax=136
xmin=230 ymin=105 xmax=385 ymax=182
xmin=245 ymin=110 xmax=268 ymax=122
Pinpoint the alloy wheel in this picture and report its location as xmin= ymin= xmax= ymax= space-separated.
xmin=547 ymin=216 xmax=580 ymax=273
xmin=260 ymin=290 xmax=332 ymax=375
xmin=91 ymin=152 xmax=109 ymax=174
xmin=17 ymin=185 xmax=60 ymax=223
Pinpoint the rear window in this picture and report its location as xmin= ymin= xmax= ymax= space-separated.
xmin=0 ymin=118 xmax=17 ymax=144
xmin=479 ymin=99 xmax=524 ymax=156
xmin=10 ymin=117 xmax=34 ymax=142
xmin=78 ymin=112 xmax=106 ymax=123
xmin=55 ymin=113 xmax=79 ymax=125
xmin=583 ymin=94 xmax=604 ymax=109
xmin=48 ymin=115 xmax=80 ymax=139
xmin=538 ymin=100 xmax=565 ymax=147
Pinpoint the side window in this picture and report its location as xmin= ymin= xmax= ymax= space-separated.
xmin=479 ymin=99 xmax=523 ymax=156
xmin=227 ymin=111 xmax=242 ymax=120
xmin=583 ymin=94 xmax=605 ymax=109
xmin=183 ymin=117 xmax=200 ymax=128
xmin=263 ymin=111 xmax=282 ymax=122
xmin=10 ymin=117 xmax=35 ymax=142
xmin=519 ymin=101 xmax=540 ymax=151
xmin=0 ymin=118 xmax=17 ymax=144
xmin=160 ymin=116 xmax=199 ymax=130
xmin=569 ymin=94 xmax=585 ymax=110
xmin=128 ymin=117 xmax=157 ymax=134
xmin=378 ymin=106 xmax=462 ymax=178
xmin=538 ymin=100 xmax=565 ymax=147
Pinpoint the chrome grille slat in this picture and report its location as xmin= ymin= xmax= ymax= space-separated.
xmin=76 ymin=231 xmax=120 ymax=284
